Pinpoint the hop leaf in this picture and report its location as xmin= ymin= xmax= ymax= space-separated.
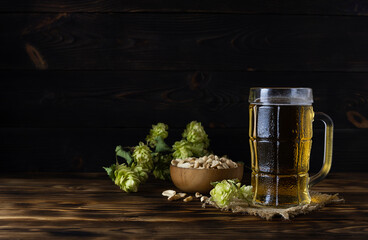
xmin=103 ymin=164 xmax=116 ymax=181
xmin=114 ymin=164 xmax=141 ymax=192
xmin=154 ymin=136 xmax=171 ymax=153
xmin=132 ymin=142 xmax=154 ymax=171
xmin=146 ymin=123 xmax=169 ymax=148
xmin=182 ymin=121 xmax=209 ymax=148
xmin=115 ymin=146 xmax=133 ymax=165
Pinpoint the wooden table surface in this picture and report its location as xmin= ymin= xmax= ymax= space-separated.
xmin=0 ymin=173 xmax=367 ymax=239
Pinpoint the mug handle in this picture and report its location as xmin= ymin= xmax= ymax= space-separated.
xmin=309 ymin=112 xmax=334 ymax=187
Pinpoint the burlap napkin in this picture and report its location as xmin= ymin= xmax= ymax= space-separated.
xmin=202 ymin=191 xmax=344 ymax=220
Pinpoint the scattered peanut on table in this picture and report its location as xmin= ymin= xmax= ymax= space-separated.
xmin=162 ymin=190 xmax=202 ymax=203
xmin=162 ymin=190 xmax=176 ymax=198
xmin=195 ymin=192 xmax=202 ymax=198
xmin=162 ymin=190 xmax=189 ymax=201
xmin=183 ymin=196 xmax=193 ymax=202
xmin=171 ymin=154 xmax=238 ymax=169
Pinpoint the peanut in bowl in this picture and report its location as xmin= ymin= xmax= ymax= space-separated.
xmin=170 ymin=155 xmax=244 ymax=193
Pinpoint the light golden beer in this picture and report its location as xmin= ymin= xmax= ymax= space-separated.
xmin=249 ymin=104 xmax=314 ymax=207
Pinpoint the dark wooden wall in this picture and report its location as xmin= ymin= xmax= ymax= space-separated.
xmin=1 ymin=0 xmax=368 ymax=173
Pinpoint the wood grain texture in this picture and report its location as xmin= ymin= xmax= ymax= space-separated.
xmin=0 ymin=173 xmax=367 ymax=239
xmin=0 ymin=128 xmax=367 ymax=172
xmin=2 ymin=13 xmax=368 ymax=71
xmin=1 ymin=70 xmax=367 ymax=129
xmin=1 ymin=0 xmax=368 ymax=15
xmin=1 ymin=2 xmax=368 ymax=174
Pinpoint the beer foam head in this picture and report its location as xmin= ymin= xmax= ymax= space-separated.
xmin=249 ymin=87 xmax=313 ymax=105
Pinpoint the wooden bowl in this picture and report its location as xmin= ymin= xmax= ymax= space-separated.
xmin=170 ymin=163 xmax=244 ymax=193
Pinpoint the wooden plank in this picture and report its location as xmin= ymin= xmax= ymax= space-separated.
xmin=0 ymin=173 xmax=366 ymax=239
xmin=2 ymin=13 xmax=368 ymax=71
xmin=0 ymin=128 xmax=367 ymax=172
xmin=1 ymin=70 xmax=367 ymax=129
xmin=1 ymin=0 xmax=368 ymax=16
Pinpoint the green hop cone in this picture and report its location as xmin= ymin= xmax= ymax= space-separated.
xmin=210 ymin=179 xmax=239 ymax=208
xmin=114 ymin=164 xmax=141 ymax=193
xmin=151 ymin=153 xmax=172 ymax=180
xmin=131 ymin=164 xmax=149 ymax=183
xmin=153 ymin=165 xmax=170 ymax=180
xmin=146 ymin=123 xmax=169 ymax=148
xmin=238 ymin=185 xmax=253 ymax=203
xmin=182 ymin=121 xmax=209 ymax=148
xmin=188 ymin=141 xmax=208 ymax=157
xmin=132 ymin=142 xmax=154 ymax=171
xmin=210 ymin=179 xmax=253 ymax=208
xmin=172 ymin=140 xmax=208 ymax=159
xmin=152 ymin=152 xmax=172 ymax=164
xmin=172 ymin=140 xmax=193 ymax=159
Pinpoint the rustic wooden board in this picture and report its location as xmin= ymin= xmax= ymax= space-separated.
xmin=0 ymin=173 xmax=366 ymax=239
xmin=0 ymin=128 xmax=367 ymax=172
xmin=2 ymin=0 xmax=368 ymax=15
xmin=2 ymin=13 xmax=368 ymax=71
xmin=0 ymin=70 xmax=367 ymax=129
xmin=1 ymin=2 xmax=368 ymax=174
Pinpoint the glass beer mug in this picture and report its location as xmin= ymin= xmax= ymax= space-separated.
xmin=249 ymin=88 xmax=333 ymax=207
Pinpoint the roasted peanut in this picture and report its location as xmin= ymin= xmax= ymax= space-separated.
xmin=162 ymin=190 xmax=176 ymax=198
xmin=172 ymin=155 xmax=238 ymax=169
xmin=195 ymin=192 xmax=202 ymax=198
xmin=183 ymin=196 xmax=193 ymax=202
